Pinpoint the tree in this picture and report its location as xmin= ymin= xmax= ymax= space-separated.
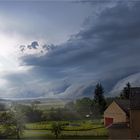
xmin=93 ymin=83 xmax=107 ymax=114
xmin=91 ymin=101 xmax=101 ymax=118
xmin=0 ymin=103 xmax=6 ymax=111
xmin=75 ymin=97 xmax=93 ymax=116
xmin=65 ymin=101 xmax=75 ymax=111
xmin=0 ymin=112 xmax=15 ymax=138
xmin=0 ymin=111 xmax=25 ymax=139
xmin=51 ymin=122 xmax=63 ymax=139
xmin=12 ymin=104 xmax=44 ymax=122
xmin=13 ymin=111 xmax=25 ymax=139
xmin=120 ymin=82 xmax=131 ymax=99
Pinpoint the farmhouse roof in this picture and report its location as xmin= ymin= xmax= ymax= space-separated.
xmin=130 ymin=87 xmax=140 ymax=90
xmin=114 ymin=100 xmax=130 ymax=115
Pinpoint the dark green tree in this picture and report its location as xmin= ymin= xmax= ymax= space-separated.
xmin=0 ymin=112 xmax=15 ymax=138
xmin=13 ymin=104 xmax=44 ymax=122
xmin=93 ymin=83 xmax=106 ymax=114
xmin=0 ymin=103 xmax=6 ymax=111
xmin=0 ymin=111 xmax=25 ymax=139
xmin=120 ymin=82 xmax=131 ymax=99
xmin=13 ymin=111 xmax=25 ymax=139
xmin=51 ymin=122 xmax=63 ymax=139
xmin=65 ymin=101 xmax=75 ymax=111
xmin=75 ymin=97 xmax=93 ymax=116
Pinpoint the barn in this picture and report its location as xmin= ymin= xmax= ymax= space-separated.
xmin=104 ymin=87 xmax=140 ymax=139
xmin=104 ymin=100 xmax=130 ymax=127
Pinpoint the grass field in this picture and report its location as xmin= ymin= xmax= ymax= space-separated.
xmin=26 ymin=120 xmax=104 ymax=130
xmin=37 ymin=103 xmax=65 ymax=110
xmin=23 ymin=129 xmax=108 ymax=139
xmin=22 ymin=120 xmax=108 ymax=139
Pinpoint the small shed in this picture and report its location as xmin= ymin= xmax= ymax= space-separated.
xmin=104 ymin=100 xmax=130 ymax=127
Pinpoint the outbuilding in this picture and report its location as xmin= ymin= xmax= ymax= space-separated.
xmin=104 ymin=100 xmax=129 ymax=127
xmin=104 ymin=87 xmax=140 ymax=139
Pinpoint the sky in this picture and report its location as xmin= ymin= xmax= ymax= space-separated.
xmin=0 ymin=0 xmax=140 ymax=99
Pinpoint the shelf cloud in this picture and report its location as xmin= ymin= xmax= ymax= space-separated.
xmin=1 ymin=1 xmax=140 ymax=98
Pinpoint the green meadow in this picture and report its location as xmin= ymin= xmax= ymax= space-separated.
xmin=23 ymin=120 xmax=108 ymax=139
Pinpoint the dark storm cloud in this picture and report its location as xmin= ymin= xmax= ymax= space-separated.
xmin=27 ymin=41 xmax=39 ymax=49
xmin=16 ymin=1 xmax=140 ymax=98
xmin=20 ymin=41 xmax=39 ymax=52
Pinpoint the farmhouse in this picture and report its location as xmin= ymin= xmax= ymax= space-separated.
xmin=104 ymin=87 xmax=140 ymax=139
xmin=104 ymin=100 xmax=130 ymax=127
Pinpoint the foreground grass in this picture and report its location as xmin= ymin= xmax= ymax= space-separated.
xmin=3 ymin=120 xmax=107 ymax=139
xmin=22 ymin=120 xmax=108 ymax=139
xmin=25 ymin=120 xmax=103 ymax=130
xmin=22 ymin=129 xmax=108 ymax=139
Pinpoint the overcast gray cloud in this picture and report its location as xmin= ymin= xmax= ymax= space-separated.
xmin=0 ymin=1 xmax=93 ymax=44
xmin=1 ymin=1 xmax=140 ymax=99
xmin=6 ymin=1 xmax=138 ymax=98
